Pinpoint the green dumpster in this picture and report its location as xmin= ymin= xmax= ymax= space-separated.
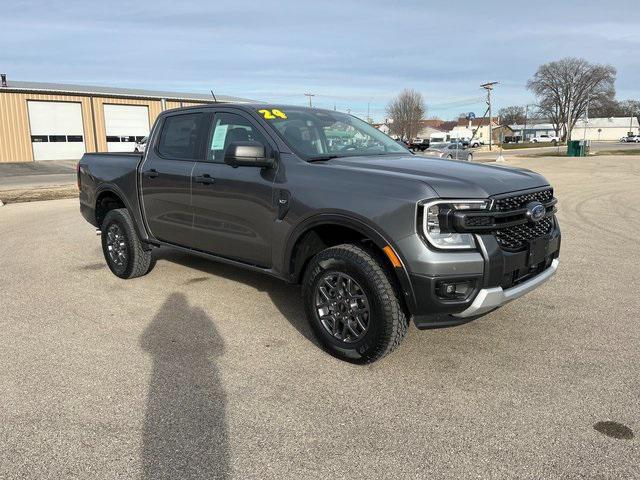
xmin=567 ymin=140 xmax=590 ymax=157
xmin=567 ymin=140 xmax=581 ymax=156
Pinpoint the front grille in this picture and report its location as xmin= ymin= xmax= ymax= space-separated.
xmin=491 ymin=188 xmax=555 ymax=251
xmin=465 ymin=215 xmax=493 ymax=227
xmin=495 ymin=216 xmax=553 ymax=250
xmin=493 ymin=188 xmax=553 ymax=211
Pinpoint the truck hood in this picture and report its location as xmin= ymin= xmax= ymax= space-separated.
xmin=328 ymin=154 xmax=549 ymax=198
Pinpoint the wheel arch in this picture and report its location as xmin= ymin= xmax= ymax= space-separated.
xmin=94 ymin=184 xmax=148 ymax=243
xmin=284 ymin=214 xmax=417 ymax=315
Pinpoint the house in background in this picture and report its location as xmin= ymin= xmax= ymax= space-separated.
xmin=510 ymin=122 xmax=557 ymax=140
xmin=416 ymin=119 xmax=446 ymax=140
xmin=451 ymin=117 xmax=500 ymax=143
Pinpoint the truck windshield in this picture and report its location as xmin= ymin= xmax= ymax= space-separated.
xmin=258 ymin=107 xmax=408 ymax=160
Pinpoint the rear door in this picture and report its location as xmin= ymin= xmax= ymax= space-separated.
xmin=190 ymin=109 xmax=278 ymax=267
xmin=140 ymin=111 xmax=207 ymax=247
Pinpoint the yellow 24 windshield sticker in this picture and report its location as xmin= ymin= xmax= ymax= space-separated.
xmin=258 ymin=108 xmax=287 ymax=120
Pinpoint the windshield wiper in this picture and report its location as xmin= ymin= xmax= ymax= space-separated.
xmin=307 ymin=155 xmax=341 ymax=162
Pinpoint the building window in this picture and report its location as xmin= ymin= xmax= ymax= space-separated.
xmin=67 ymin=135 xmax=83 ymax=142
xmin=31 ymin=135 xmax=48 ymax=143
xmin=106 ymin=136 xmax=121 ymax=142
xmin=49 ymin=135 xmax=66 ymax=142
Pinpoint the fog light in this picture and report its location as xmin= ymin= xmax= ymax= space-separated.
xmin=436 ymin=280 xmax=474 ymax=300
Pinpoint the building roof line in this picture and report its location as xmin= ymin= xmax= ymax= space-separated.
xmin=0 ymin=80 xmax=255 ymax=103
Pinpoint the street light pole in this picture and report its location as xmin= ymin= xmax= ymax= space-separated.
xmin=523 ymin=104 xmax=528 ymax=143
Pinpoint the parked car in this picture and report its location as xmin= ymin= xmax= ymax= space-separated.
xmin=531 ymin=134 xmax=559 ymax=145
xmin=620 ymin=134 xmax=639 ymax=143
xmin=395 ymin=138 xmax=410 ymax=148
xmin=451 ymin=138 xmax=470 ymax=147
xmin=468 ymin=138 xmax=482 ymax=148
xmin=503 ymin=135 xmax=522 ymax=144
xmin=408 ymin=138 xmax=430 ymax=151
xmin=134 ymin=136 xmax=147 ymax=152
xmin=78 ymin=104 xmax=560 ymax=363
xmin=424 ymin=142 xmax=473 ymax=161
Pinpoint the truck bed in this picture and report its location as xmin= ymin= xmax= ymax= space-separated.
xmin=78 ymin=152 xmax=146 ymax=238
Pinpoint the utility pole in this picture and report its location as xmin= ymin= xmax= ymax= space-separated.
xmin=304 ymin=92 xmax=315 ymax=107
xmin=583 ymin=100 xmax=590 ymax=142
xmin=480 ymin=82 xmax=498 ymax=151
xmin=523 ymin=104 xmax=529 ymax=143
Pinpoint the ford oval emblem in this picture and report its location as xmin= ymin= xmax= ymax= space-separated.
xmin=526 ymin=201 xmax=546 ymax=223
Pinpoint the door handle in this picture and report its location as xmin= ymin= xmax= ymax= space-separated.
xmin=144 ymin=169 xmax=159 ymax=179
xmin=195 ymin=174 xmax=215 ymax=185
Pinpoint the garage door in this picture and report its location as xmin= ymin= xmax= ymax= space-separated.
xmin=104 ymin=104 xmax=149 ymax=152
xmin=28 ymin=101 xmax=86 ymax=161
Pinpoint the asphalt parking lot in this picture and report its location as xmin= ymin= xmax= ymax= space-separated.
xmin=1 ymin=155 xmax=638 ymax=479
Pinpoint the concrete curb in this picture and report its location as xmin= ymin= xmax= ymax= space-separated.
xmin=0 ymin=185 xmax=78 ymax=205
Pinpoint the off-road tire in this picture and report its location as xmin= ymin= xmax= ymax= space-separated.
xmin=101 ymin=208 xmax=152 ymax=279
xmin=302 ymin=244 xmax=408 ymax=363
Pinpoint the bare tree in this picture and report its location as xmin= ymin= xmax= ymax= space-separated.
xmin=498 ymin=105 xmax=526 ymax=126
xmin=527 ymin=58 xmax=616 ymax=141
xmin=386 ymin=89 xmax=426 ymax=140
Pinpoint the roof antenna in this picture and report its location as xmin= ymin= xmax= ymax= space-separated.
xmin=210 ymin=90 xmax=218 ymax=102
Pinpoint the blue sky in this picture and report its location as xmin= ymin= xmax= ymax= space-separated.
xmin=2 ymin=0 xmax=639 ymax=120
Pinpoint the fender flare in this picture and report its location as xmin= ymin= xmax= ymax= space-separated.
xmin=94 ymin=183 xmax=151 ymax=243
xmin=283 ymin=212 xmax=418 ymax=314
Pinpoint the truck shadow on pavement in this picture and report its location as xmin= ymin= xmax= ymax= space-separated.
xmin=139 ymin=292 xmax=230 ymax=480
xmin=151 ymin=249 xmax=320 ymax=348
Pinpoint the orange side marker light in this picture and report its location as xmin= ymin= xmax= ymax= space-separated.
xmin=383 ymin=246 xmax=403 ymax=268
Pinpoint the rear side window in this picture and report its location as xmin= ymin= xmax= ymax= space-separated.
xmin=158 ymin=113 xmax=204 ymax=160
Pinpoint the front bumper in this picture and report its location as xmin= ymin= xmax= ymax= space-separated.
xmin=407 ymin=218 xmax=561 ymax=329
xmin=453 ymin=258 xmax=558 ymax=318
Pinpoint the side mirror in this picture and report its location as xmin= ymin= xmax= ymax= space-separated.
xmin=224 ymin=141 xmax=273 ymax=168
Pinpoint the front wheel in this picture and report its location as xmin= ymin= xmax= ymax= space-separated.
xmin=101 ymin=208 xmax=152 ymax=279
xmin=302 ymin=244 xmax=408 ymax=363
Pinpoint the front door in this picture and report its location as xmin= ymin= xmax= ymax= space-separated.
xmin=190 ymin=110 xmax=278 ymax=267
xmin=140 ymin=111 xmax=207 ymax=246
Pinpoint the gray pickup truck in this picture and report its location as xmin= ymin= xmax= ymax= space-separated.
xmin=79 ymin=104 xmax=560 ymax=363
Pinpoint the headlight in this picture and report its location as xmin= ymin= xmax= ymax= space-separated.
xmin=422 ymin=200 xmax=489 ymax=249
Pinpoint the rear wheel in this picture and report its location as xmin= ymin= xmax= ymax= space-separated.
xmin=302 ymin=244 xmax=408 ymax=363
xmin=101 ymin=208 xmax=152 ymax=279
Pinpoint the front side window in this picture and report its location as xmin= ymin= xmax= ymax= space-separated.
xmin=158 ymin=113 xmax=204 ymax=160
xmin=259 ymin=107 xmax=408 ymax=160
xmin=207 ymin=112 xmax=269 ymax=163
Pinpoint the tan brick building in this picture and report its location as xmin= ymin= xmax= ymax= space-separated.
xmin=0 ymin=78 xmax=252 ymax=163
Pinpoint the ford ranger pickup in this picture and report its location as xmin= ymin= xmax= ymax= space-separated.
xmin=78 ymin=104 xmax=560 ymax=363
